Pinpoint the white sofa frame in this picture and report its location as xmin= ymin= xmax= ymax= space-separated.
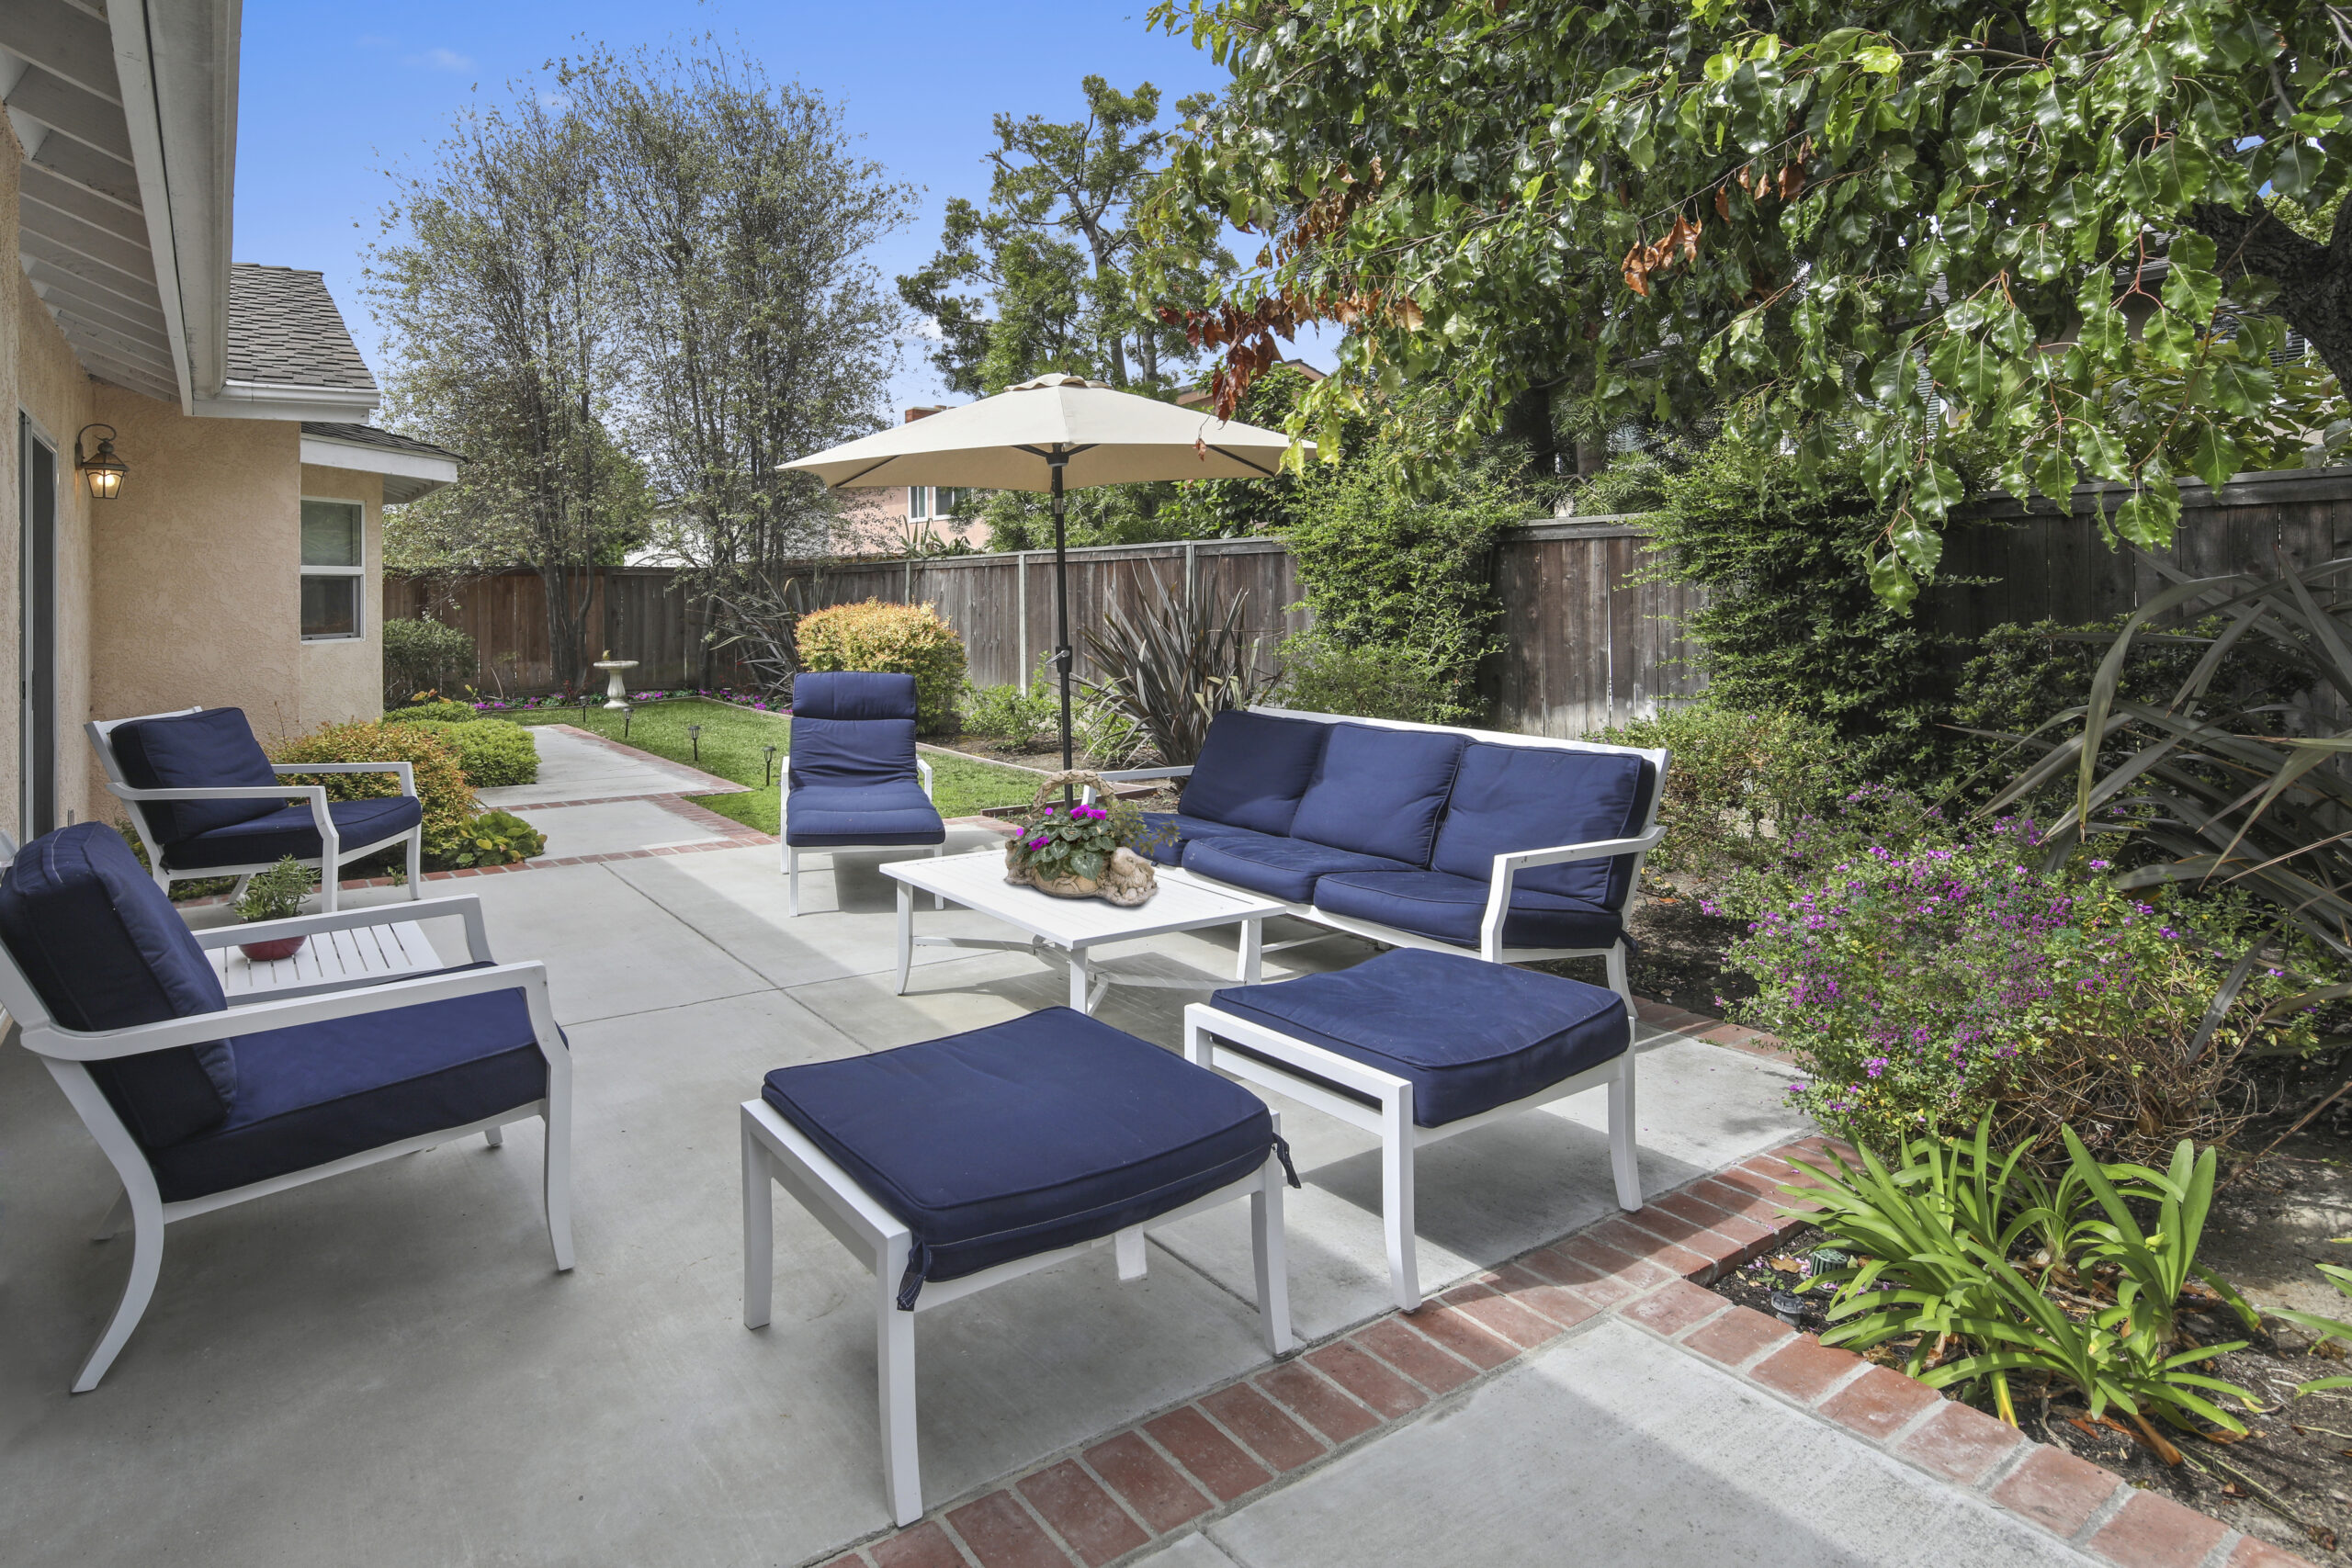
xmin=2 ymin=893 xmax=573 ymax=1391
xmin=1098 ymin=706 xmax=1669 ymax=1022
xmin=741 ymin=1096 xmax=1294 ymax=1527
xmin=1185 ymin=1001 xmax=1639 ymax=1312
xmin=782 ymin=754 xmax=944 ymax=918
xmin=87 ymin=707 xmax=424 ymax=913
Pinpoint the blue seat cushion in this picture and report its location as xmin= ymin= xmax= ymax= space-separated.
xmin=1138 ymin=811 xmax=1254 ymax=867
xmin=1209 ymin=948 xmax=1630 ymax=1127
xmin=144 ymin=987 xmax=550 ymax=1202
xmin=788 ymin=716 xmax=921 ymax=790
xmin=1179 ymin=710 xmax=1330 ymax=835
xmin=0 ymin=823 xmax=236 ymax=1146
xmin=162 ymin=795 xmax=424 ymax=872
xmin=794 ymin=671 xmax=919 ymax=721
xmin=109 ymin=707 xmax=286 ymax=844
xmin=786 ymin=782 xmax=945 ymax=847
xmin=1430 ymin=743 xmax=1657 ymax=908
xmin=1288 ymin=724 xmax=1466 ymax=866
xmin=1313 ymin=870 xmax=1624 ymax=953
xmin=1182 ymin=831 xmax=1416 ymax=904
xmin=761 ymin=1009 xmax=1274 ymax=1305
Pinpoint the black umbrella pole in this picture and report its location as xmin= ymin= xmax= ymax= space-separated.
xmin=1052 ymin=456 xmax=1075 ymax=788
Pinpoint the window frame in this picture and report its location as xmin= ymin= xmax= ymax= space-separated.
xmin=299 ymin=494 xmax=367 ymax=643
xmin=906 ymin=485 xmax=932 ymax=522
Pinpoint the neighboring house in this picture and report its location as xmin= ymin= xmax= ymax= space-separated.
xmin=834 ymin=407 xmax=984 ymax=554
xmin=3 ymin=3 xmax=458 ymax=839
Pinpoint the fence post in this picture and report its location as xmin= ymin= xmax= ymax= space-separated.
xmin=1184 ymin=541 xmax=1197 ymax=613
xmin=1017 ymin=554 xmax=1030 ymax=690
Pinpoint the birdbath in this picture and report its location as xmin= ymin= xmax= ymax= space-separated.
xmin=592 ymin=659 xmax=639 ymax=711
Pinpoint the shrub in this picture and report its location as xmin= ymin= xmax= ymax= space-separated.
xmin=381 ymin=617 xmax=477 ymax=707
xmin=233 ymin=856 xmax=314 ymax=921
xmin=398 ymin=719 xmax=539 ymax=788
xmin=434 ymin=807 xmax=545 ymax=869
xmin=1591 ymin=702 xmax=1856 ymax=879
xmin=271 ymin=720 xmax=476 ymax=859
xmin=1074 ymin=697 xmax=1152 ymax=768
xmin=1081 ymin=580 xmax=1274 ymax=766
xmin=383 ymin=697 xmax=479 ymax=725
xmin=1725 ymin=817 xmax=2321 ymax=1165
xmin=1272 ymin=630 xmax=1473 ymax=725
xmin=961 ymin=658 xmax=1062 ymax=750
xmin=794 ymin=599 xmax=967 ymax=733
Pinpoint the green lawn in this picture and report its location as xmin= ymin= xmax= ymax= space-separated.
xmin=506 ymin=697 xmax=1042 ymax=831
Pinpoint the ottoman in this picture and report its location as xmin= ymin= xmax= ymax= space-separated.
xmin=1184 ymin=948 xmax=1640 ymax=1312
xmin=741 ymin=1007 xmax=1298 ymax=1527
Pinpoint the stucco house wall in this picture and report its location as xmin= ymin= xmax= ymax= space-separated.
xmin=295 ymin=461 xmax=386 ymax=729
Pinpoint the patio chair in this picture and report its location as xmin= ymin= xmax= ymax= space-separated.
xmin=782 ymin=673 xmax=944 ymax=917
xmin=1 ymin=821 xmax=572 ymax=1392
xmin=87 ymin=705 xmax=424 ymax=913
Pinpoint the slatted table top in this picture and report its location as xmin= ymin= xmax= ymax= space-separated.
xmin=209 ymin=920 xmax=442 ymax=998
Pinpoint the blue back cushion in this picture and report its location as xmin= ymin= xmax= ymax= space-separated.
xmin=0 ymin=824 xmax=236 ymax=1146
xmin=1431 ymin=743 xmax=1656 ymax=907
xmin=1288 ymin=724 xmax=1467 ymax=865
xmin=1180 ymin=710 xmax=1330 ymax=835
xmin=109 ymin=708 xmax=282 ymax=845
xmin=788 ymin=716 xmax=919 ymax=790
xmin=793 ymin=671 xmax=918 ymax=721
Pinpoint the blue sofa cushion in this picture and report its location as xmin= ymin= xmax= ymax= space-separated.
xmin=0 ymin=823 xmax=236 ymax=1146
xmin=144 ymin=987 xmax=549 ymax=1202
xmin=1182 ymin=831 xmax=1416 ymax=904
xmin=1210 ymin=948 xmax=1629 ymax=1127
xmin=785 ymin=782 xmax=945 ymax=847
xmin=161 ymin=795 xmax=424 ymax=872
xmin=789 ymin=716 xmax=920 ymax=790
xmin=1179 ymin=711 xmax=1330 ymax=835
xmin=1137 ymin=811 xmax=1254 ymax=867
xmin=1288 ymin=724 xmax=1466 ymax=866
xmin=1430 ymin=743 xmax=1657 ymax=908
xmin=108 ymin=708 xmax=286 ymax=846
xmin=793 ymin=671 xmax=919 ymax=722
xmin=761 ymin=1009 xmax=1274 ymax=1305
xmin=1313 ymin=870 xmax=1624 ymax=953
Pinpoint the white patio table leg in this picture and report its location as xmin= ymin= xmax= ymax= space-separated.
xmin=1383 ymin=1084 xmax=1419 ymax=1312
xmin=1069 ymin=948 xmax=1090 ymax=1012
xmin=741 ymin=1113 xmax=774 ymax=1330
xmin=931 ymin=843 xmax=944 ymax=909
xmin=1238 ymin=917 xmax=1262 ymax=984
xmin=877 ymin=1233 xmax=922 ymax=1526
xmin=1609 ymin=1054 xmax=1643 ymax=1212
xmin=894 ymin=881 xmax=913 ymax=995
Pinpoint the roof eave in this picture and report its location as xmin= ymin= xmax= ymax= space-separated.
xmin=299 ymin=430 xmax=460 ymax=503
xmin=193 ymin=379 xmax=379 ymax=422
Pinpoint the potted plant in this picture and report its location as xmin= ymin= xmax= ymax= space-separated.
xmin=1002 ymin=771 xmax=1170 ymax=907
xmin=233 ymin=856 xmax=315 ymax=961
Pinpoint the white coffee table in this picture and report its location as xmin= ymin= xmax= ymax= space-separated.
xmin=883 ymin=848 xmax=1289 ymax=1014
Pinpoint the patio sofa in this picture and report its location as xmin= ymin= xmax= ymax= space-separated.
xmin=1100 ymin=707 xmax=1668 ymax=1016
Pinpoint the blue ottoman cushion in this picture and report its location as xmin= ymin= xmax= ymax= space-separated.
xmin=762 ymin=1009 xmax=1283 ymax=1306
xmin=1208 ymin=949 xmax=1629 ymax=1127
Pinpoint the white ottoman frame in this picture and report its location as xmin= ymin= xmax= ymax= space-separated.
xmin=741 ymin=1097 xmax=1295 ymax=1528
xmin=1183 ymin=1001 xmax=1641 ymax=1313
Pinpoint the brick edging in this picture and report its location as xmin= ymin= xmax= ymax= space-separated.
xmin=810 ymin=1137 xmax=2313 ymax=1568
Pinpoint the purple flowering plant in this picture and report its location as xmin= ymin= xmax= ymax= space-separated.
xmin=1726 ymin=808 xmax=2319 ymax=1162
xmin=1006 ymin=788 xmax=1168 ymax=886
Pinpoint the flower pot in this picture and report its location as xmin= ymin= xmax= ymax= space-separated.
xmin=238 ymin=934 xmax=308 ymax=963
xmin=1001 ymin=771 xmax=1159 ymax=908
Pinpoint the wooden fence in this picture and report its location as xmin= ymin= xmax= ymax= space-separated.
xmin=384 ymin=466 xmax=2352 ymax=738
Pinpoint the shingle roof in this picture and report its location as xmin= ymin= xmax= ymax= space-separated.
xmin=224 ymin=264 xmax=378 ymax=391
xmin=299 ymin=423 xmax=465 ymax=463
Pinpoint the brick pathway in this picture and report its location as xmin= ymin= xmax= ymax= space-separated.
xmin=813 ymin=1136 xmax=2313 ymax=1568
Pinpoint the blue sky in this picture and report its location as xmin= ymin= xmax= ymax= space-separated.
xmin=233 ymin=0 xmax=1325 ymax=417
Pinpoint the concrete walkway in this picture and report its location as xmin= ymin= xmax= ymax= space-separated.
xmin=474 ymin=722 xmax=750 ymax=860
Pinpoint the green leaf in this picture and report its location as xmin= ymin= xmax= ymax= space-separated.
xmin=1892 ymin=511 xmax=1945 ymax=572
xmin=1855 ymin=44 xmax=1901 ymax=74
xmin=2207 ymin=359 xmax=2275 ymax=417
xmin=1868 ymin=550 xmax=1919 ymax=609
xmin=2075 ymin=287 xmax=2127 ymax=357
xmin=2268 ymin=140 xmax=2323 ymax=198
xmin=2183 ymin=423 xmax=2241 ymax=493
xmin=2113 ymin=486 xmax=2180 ymax=549
xmin=2075 ymin=425 xmax=2131 ymax=483
xmin=1912 ymin=462 xmax=1965 ymax=522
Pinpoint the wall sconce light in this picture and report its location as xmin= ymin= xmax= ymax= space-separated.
xmin=74 ymin=424 xmax=127 ymax=500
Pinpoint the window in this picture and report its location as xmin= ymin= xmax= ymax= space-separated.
xmin=300 ymin=498 xmax=364 ymax=640
xmin=906 ymin=486 xmax=932 ymax=522
xmin=934 ymin=486 xmax=967 ymax=514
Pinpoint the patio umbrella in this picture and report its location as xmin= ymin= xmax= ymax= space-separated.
xmin=782 ymin=373 xmax=1310 ymax=770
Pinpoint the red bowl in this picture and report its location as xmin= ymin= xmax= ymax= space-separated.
xmin=238 ymin=935 xmax=308 ymax=963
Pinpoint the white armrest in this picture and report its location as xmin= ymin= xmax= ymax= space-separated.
xmin=1478 ymin=825 xmax=1668 ymax=961
xmin=275 ymin=761 xmax=417 ymax=797
xmin=191 ymin=895 xmax=492 ymax=964
xmin=1095 ymin=765 xmax=1195 ymax=783
xmin=24 ymin=960 xmax=552 ymax=1063
xmin=107 ymin=784 xmax=322 ymax=803
xmin=916 ymin=757 xmax=934 ymax=798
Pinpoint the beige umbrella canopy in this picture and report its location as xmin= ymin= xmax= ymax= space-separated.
xmin=782 ymin=373 xmax=1313 ymax=768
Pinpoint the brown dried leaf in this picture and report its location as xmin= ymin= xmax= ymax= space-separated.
xmin=1778 ymin=164 xmax=1806 ymax=199
xmin=1715 ymin=186 xmax=1733 ymax=220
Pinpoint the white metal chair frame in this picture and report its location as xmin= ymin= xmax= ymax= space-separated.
xmin=1097 ymin=706 xmax=1670 ymax=1024
xmin=782 ymin=753 xmax=944 ymax=917
xmin=1184 ymin=1000 xmax=1639 ymax=1313
xmin=3 ymin=894 xmax=574 ymax=1392
xmin=741 ymin=1096 xmax=1294 ymax=1527
xmin=87 ymin=707 xmax=425 ymax=913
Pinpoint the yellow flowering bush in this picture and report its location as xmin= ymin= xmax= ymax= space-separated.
xmin=794 ymin=599 xmax=967 ymax=733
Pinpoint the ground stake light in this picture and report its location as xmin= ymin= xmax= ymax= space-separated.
xmin=687 ymin=723 xmax=703 ymax=765
xmin=763 ymin=743 xmax=779 ymax=788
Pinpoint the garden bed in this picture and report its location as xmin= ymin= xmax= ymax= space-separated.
xmin=1713 ymin=1226 xmax=2352 ymax=1560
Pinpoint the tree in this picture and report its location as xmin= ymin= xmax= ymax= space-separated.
xmin=369 ymin=85 xmax=649 ymax=692
xmin=570 ymin=46 xmax=916 ymax=586
xmin=1151 ymin=0 xmax=2350 ymax=604
xmin=899 ymin=76 xmax=1230 ymax=395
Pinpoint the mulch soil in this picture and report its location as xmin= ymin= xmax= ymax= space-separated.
xmin=1713 ymin=1227 xmax=2352 ymax=1560
xmin=924 ymin=732 xmax=1167 ymax=778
